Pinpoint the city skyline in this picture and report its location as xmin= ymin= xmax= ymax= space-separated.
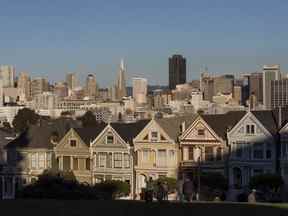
xmin=0 ymin=0 xmax=288 ymax=86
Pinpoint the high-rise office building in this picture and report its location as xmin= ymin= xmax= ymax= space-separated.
xmin=54 ymin=82 xmax=68 ymax=98
xmin=66 ymin=73 xmax=77 ymax=90
xmin=17 ymin=72 xmax=31 ymax=101
xmin=0 ymin=65 xmax=15 ymax=88
xmin=271 ymin=79 xmax=288 ymax=109
xmin=132 ymin=77 xmax=148 ymax=104
xmin=213 ymin=74 xmax=234 ymax=95
xmin=200 ymin=73 xmax=214 ymax=102
xmin=169 ymin=55 xmax=186 ymax=90
xmin=85 ymin=74 xmax=98 ymax=99
xmin=233 ymin=86 xmax=242 ymax=105
xmin=31 ymin=77 xmax=49 ymax=98
xmin=263 ymin=64 xmax=280 ymax=109
xmin=248 ymin=72 xmax=263 ymax=105
xmin=116 ymin=59 xmax=127 ymax=99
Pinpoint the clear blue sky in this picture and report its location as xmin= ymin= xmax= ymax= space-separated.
xmin=0 ymin=0 xmax=287 ymax=87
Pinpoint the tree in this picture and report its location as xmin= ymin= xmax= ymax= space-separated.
xmin=12 ymin=108 xmax=40 ymax=133
xmin=153 ymin=177 xmax=177 ymax=193
xmin=78 ymin=111 xmax=98 ymax=127
xmin=249 ymin=174 xmax=283 ymax=192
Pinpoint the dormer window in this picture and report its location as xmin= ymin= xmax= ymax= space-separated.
xmin=70 ymin=139 xmax=77 ymax=147
xmin=151 ymin=131 xmax=158 ymax=141
xmin=198 ymin=129 xmax=205 ymax=136
xmin=246 ymin=124 xmax=255 ymax=135
xmin=106 ymin=134 xmax=114 ymax=144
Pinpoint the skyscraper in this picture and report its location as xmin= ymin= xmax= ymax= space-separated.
xmin=116 ymin=59 xmax=127 ymax=99
xmin=18 ymin=72 xmax=31 ymax=101
xmin=263 ymin=64 xmax=280 ymax=109
xmin=85 ymin=74 xmax=98 ymax=99
xmin=0 ymin=65 xmax=15 ymax=87
xmin=132 ymin=77 xmax=148 ymax=104
xmin=271 ymin=79 xmax=288 ymax=109
xmin=31 ymin=77 xmax=49 ymax=98
xmin=54 ymin=82 xmax=68 ymax=98
xmin=248 ymin=72 xmax=263 ymax=104
xmin=213 ymin=74 xmax=234 ymax=95
xmin=169 ymin=55 xmax=186 ymax=90
xmin=200 ymin=73 xmax=214 ymax=102
xmin=66 ymin=73 xmax=77 ymax=90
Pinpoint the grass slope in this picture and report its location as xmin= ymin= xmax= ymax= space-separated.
xmin=0 ymin=200 xmax=287 ymax=216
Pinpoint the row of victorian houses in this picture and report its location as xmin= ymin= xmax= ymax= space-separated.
xmin=1 ymin=109 xmax=288 ymax=200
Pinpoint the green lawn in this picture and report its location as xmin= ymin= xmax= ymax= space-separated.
xmin=0 ymin=200 xmax=287 ymax=216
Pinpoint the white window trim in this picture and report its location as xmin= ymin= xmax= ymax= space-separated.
xmin=150 ymin=131 xmax=158 ymax=142
xmin=106 ymin=134 xmax=114 ymax=144
xmin=252 ymin=142 xmax=265 ymax=160
xmin=69 ymin=138 xmax=77 ymax=147
xmin=246 ymin=124 xmax=256 ymax=135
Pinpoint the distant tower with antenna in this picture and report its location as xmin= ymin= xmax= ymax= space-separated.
xmin=116 ymin=59 xmax=127 ymax=99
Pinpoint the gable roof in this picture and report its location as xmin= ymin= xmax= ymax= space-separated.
xmin=251 ymin=110 xmax=278 ymax=135
xmin=6 ymin=118 xmax=81 ymax=149
xmin=201 ymin=111 xmax=246 ymax=140
xmin=74 ymin=123 xmax=107 ymax=145
xmin=111 ymin=120 xmax=150 ymax=145
xmin=156 ymin=115 xmax=198 ymax=140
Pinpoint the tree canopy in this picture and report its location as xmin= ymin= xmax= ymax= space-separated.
xmin=12 ymin=108 xmax=40 ymax=133
xmin=78 ymin=111 xmax=98 ymax=127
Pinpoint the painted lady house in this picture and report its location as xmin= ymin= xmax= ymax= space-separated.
xmin=90 ymin=120 xmax=149 ymax=197
xmin=133 ymin=116 xmax=196 ymax=196
xmin=179 ymin=111 xmax=245 ymax=180
xmin=227 ymin=111 xmax=279 ymax=192
xmin=53 ymin=124 xmax=106 ymax=183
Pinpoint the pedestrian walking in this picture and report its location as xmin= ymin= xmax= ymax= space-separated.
xmin=163 ymin=181 xmax=169 ymax=201
xmin=145 ymin=177 xmax=154 ymax=202
xmin=156 ymin=181 xmax=164 ymax=202
xmin=176 ymin=177 xmax=184 ymax=202
xmin=183 ymin=178 xmax=194 ymax=202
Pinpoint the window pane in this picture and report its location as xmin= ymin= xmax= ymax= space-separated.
xmin=106 ymin=135 xmax=114 ymax=144
xmin=158 ymin=150 xmax=166 ymax=167
xmin=205 ymin=147 xmax=214 ymax=161
xmin=63 ymin=156 xmax=71 ymax=171
xmin=114 ymin=153 xmax=122 ymax=168
xmin=38 ymin=153 xmax=45 ymax=169
xmin=107 ymin=153 xmax=112 ymax=168
xmin=86 ymin=158 xmax=90 ymax=170
xmin=198 ymin=129 xmax=204 ymax=135
xmin=31 ymin=153 xmax=37 ymax=169
xmin=124 ymin=154 xmax=130 ymax=168
xmin=99 ymin=153 xmax=106 ymax=168
xmin=188 ymin=147 xmax=194 ymax=160
xmin=73 ymin=158 xmax=78 ymax=170
xmin=70 ymin=140 xmax=76 ymax=147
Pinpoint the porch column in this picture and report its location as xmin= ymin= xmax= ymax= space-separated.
xmin=112 ymin=152 xmax=114 ymax=168
xmin=122 ymin=152 xmax=124 ymax=169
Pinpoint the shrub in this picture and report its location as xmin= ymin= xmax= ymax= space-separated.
xmin=153 ymin=177 xmax=177 ymax=193
xmin=17 ymin=170 xmax=130 ymax=200
xmin=249 ymin=174 xmax=284 ymax=192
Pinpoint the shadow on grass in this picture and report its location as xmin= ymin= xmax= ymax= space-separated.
xmin=0 ymin=200 xmax=287 ymax=216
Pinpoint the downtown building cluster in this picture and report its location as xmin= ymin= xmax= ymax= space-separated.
xmin=0 ymin=55 xmax=288 ymax=200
